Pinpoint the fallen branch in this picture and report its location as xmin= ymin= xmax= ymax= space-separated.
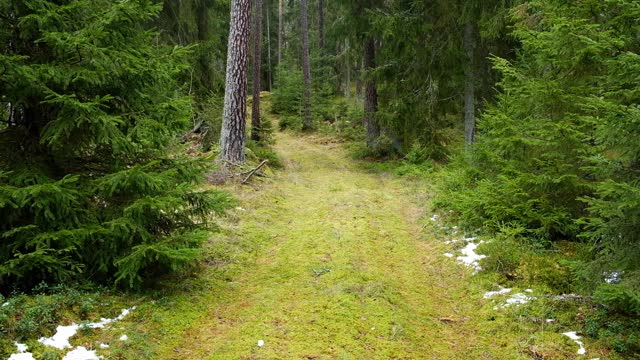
xmin=242 ymin=160 xmax=269 ymax=184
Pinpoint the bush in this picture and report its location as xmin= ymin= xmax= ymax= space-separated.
xmin=198 ymin=95 xmax=224 ymax=151
xmin=279 ymin=116 xmax=304 ymax=132
xmin=246 ymin=140 xmax=283 ymax=169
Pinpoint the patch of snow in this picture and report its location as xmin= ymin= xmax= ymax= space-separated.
xmin=604 ymin=271 xmax=621 ymax=284
xmin=8 ymin=353 xmax=35 ymax=360
xmin=457 ymin=242 xmax=486 ymax=272
xmin=38 ymin=307 xmax=135 ymax=350
xmin=506 ymin=293 xmax=535 ymax=305
xmin=2 ymin=301 xmax=9 ymax=307
xmin=525 ymin=289 xmax=534 ymax=293
xmin=39 ymin=324 xmax=80 ymax=349
xmin=546 ymin=319 xmax=556 ymax=323
xmin=483 ymin=287 xmax=512 ymax=298
xmin=494 ymin=293 xmax=536 ymax=309
xmin=257 ymin=339 xmax=264 ymax=347
xmin=443 ymin=253 xmax=454 ymax=258
xmin=563 ymin=331 xmax=587 ymax=355
xmin=430 ymin=214 xmax=439 ymax=221
xmin=8 ymin=343 xmax=35 ymax=360
xmin=99 ymin=343 xmax=110 ymax=349
xmin=119 ymin=334 xmax=128 ymax=341
xmin=62 ymin=346 xmax=102 ymax=360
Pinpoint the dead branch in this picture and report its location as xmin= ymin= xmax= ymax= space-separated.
xmin=241 ymin=160 xmax=269 ymax=184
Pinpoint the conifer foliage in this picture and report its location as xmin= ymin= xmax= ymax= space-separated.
xmin=0 ymin=0 xmax=231 ymax=290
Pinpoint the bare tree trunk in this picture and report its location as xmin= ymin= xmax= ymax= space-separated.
xmin=277 ymin=0 xmax=283 ymax=66
xmin=220 ymin=0 xmax=252 ymax=163
xmin=344 ymin=39 xmax=350 ymax=99
xmin=265 ymin=0 xmax=272 ymax=90
xmin=364 ymin=37 xmax=380 ymax=147
xmin=356 ymin=58 xmax=363 ymax=98
xmin=251 ymin=0 xmax=263 ymax=142
xmin=300 ymin=0 xmax=313 ymax=131
xmin=318 ymin=0 xmax=324 ymax=50
xmin=464 ymin=21 xmax=476 ymax=145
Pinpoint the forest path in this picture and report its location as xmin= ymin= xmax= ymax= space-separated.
xmin=155 ymin=132 xmax=524 ymax=359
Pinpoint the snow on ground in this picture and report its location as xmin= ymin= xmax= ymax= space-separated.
xmin=2 ymin=301 xmax=9 ymax=307
xmin=39 ymin=324 xmax=81 ymax=349
xmin=8 ymin=343 xmax=34 ymax=360
xmin=8 ymin=307 xmax=135 ymax=359
xmin=457 ymin=241 xmax=486 ymax=272
xmin=8 ymin=352 xmax=35 ymax=360
xmin=563 ymin=331 xmax=587 ymax=355
xmin=604 ymin=271 xmax=621 ymax=284
xmin=62 ymin=346 xmax=102 ymax=360
xmin=439 ymin=226 xmax=487 ymax=273
xmin=483 ymin=287 xmax=512 ymax=298
xmin=119 ymin=334 xmax=128 ymax=341
xmin=38 ymin=307 xmax=135 ymax=349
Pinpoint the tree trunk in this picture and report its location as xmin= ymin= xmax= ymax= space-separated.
xmin=277 ymin=0 xmax=283 ymax=66
xmin=318 ymin=0 xmax=324 ymax=50
xmin=251 ymin=0 xmax=263 ymax=142
xmin=344 ymin=39 xmax=350 ymax=99
xmin=356 ymin=58 xmax=363 ymax=98
xmin=300 ymin=0 xmax=313 ymax=131
xmin=364 ymin=37 xmax=380 ymax=148
xmin=463 ymin=21 xmax=476 ymax=145
xmin=220 ymin=0 xmax=252 ymax=163
xmin=265 ymin=0 xmax=272 ymax=90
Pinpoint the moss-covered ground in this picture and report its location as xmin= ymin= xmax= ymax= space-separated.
xmin=105 ymin=130 xmax=615 ymax=359
xmin=2 ymin=113 xmax=621 ymax=359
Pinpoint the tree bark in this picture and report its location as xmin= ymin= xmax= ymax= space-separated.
xmin=464 ymin=21 xmax=476 ymax=145
xmin=344 ymin=39 xmax=350 ymax=99
xmin=300 ymin=0 xmax=313 ymax=131
xmin=251 ymin=0 xmax=263 ymax=142
xmin=277 ymin=0 xmax=283 ymax=66
xmin=220 ymin=0 xmax=252 ymax=163
xmin=265 ymin=0 xmax=272 ymax=90
xmin=364 ymin=37 xmax=380 ymax=148
xmin=317 ymin=0 xmax=324 ymax=50
xmin=356 ymin=58 xmax=363 ymax=98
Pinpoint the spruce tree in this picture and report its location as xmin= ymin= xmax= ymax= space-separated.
xmin=0 ymin=0 xmax=231 ymax=289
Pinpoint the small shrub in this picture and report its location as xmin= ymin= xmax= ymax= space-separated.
xmin=405 ymin=143 xmax=431 ymax=165
xmin=246 ymin=141 xmax=283 ymax=169
xmin=279 ymin=116 xmax=304 ymax=131
xmin=199 ymin=95 xmax=224 ymax=151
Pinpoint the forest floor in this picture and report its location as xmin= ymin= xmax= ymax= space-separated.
xmin=114 ymin=130 xmax=603 ymax=359
xmin=5 ymin=108 xmax=612 ymax=359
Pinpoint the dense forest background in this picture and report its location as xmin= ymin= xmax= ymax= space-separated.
xmin=1 ymin=0 xmax=639 ymax=357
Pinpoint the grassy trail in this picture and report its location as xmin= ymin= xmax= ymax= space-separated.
xmin=149 ymin=132 xmax=525 ymax=360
